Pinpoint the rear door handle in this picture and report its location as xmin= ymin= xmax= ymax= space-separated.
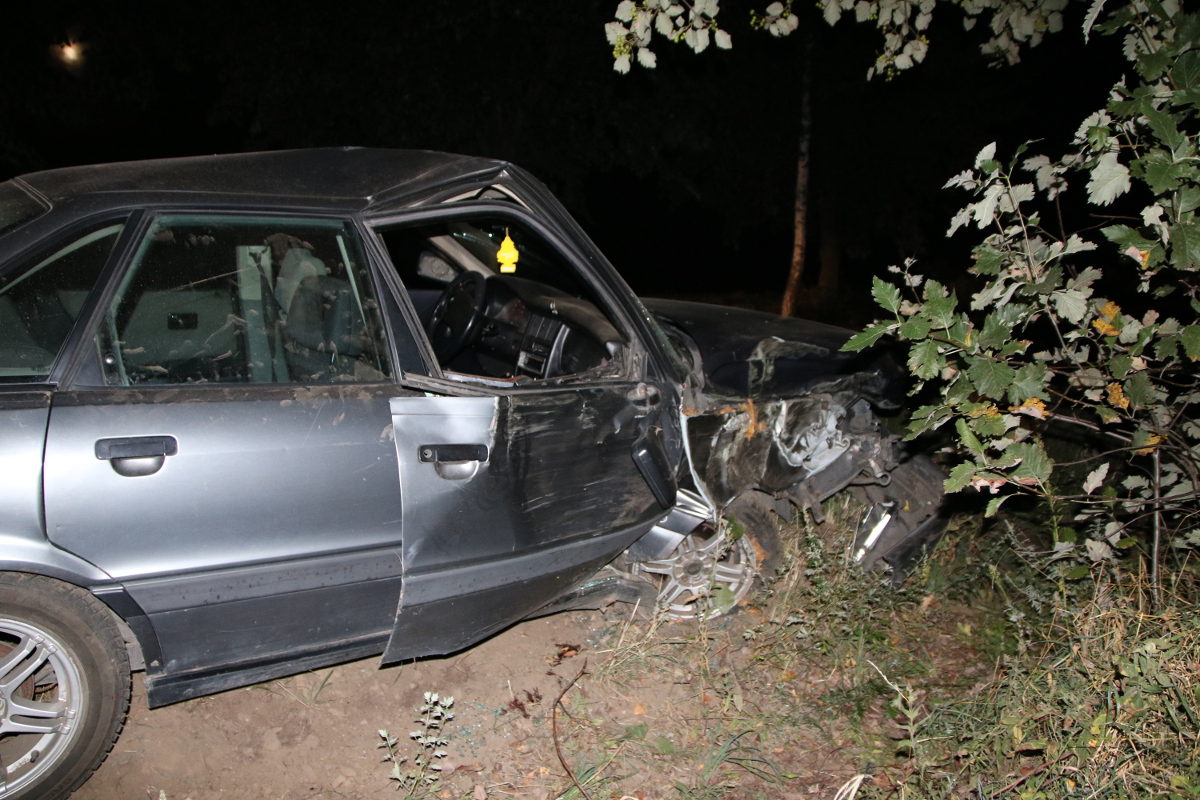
xmin=96 ymin=436 xmax=177 ymax=477
xmin=95 ymin=436 xmax=178 ymax=460
xmin=418 ymin=444 xmax=488 ymax=463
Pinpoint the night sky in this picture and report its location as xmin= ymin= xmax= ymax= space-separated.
xmin=2 ymin=1 xmax=1127 ymax=317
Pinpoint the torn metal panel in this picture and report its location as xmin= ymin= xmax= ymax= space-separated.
xmin=625 ymin=488 xmax=709 ymax=562
xmin=850 ymin=454 xmax=947 ymax=575
xmin=686 ymin=391 xmax=888 ymax=508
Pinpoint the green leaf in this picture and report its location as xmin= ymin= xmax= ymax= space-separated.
xmin=1109 ymin=354 xmax=1133 ymax=379
xmin=908 ymin=339 xmax=943 ymax=380
xmin=841 ymin=322 xmax=893 ymax=352
xmin=1008 ymin=362 xmax=1049 ymax=404
xmin=1145 ymin=108 xmax=1186 ymax=151
xmin=1009 ymin=441 xmax=1053 ymax=487
xmin=1138 ymin=48 xmax=1172 ymax=81
xmin=985 ymin=494 xmax=1011 ymax=517
xmin=1170 ymin=222 xmax=1200 ymax=271
xmin=1066 ymin=565 xmax=1091 ymax=580
xmin=997 ymin=340 xmax=1031 ymax=358
xmin=908 ymin=404 xmax=953 ymax=437
xmin=944 ymin=374 xmax=977 ymax=405
xmin=923 ymin=281 xmax=959 ymax=331
xmin=1087 ymin=152 xmax=1131 ymax=206
xmin=1174 ymin=50 xmax=1200 ymax=89
xmin=872 ymin=276 xmax=902 ymax=313
xmin=956 ymin=418 xmax=985 ymax=455
xmin=1139 ymin=152 xmax=1189 ymax=193
xmin=977 ymin=312 xmax=1014 ymax=349
xmin=1027 ymin=266 xmax=1063 ymax=295
xmin=899 ymin=316 xmax=931 ymax=340
xmin=1154 ymin=333 xmax=1180 ymax=361
xmin=1181 ymin=325 xmax=1200 ymax=360
xmin=972 ymin=245 xmax=1006 ymax=276
xmin=967 ymin=357 xmax=1017 ymax=400
xmin=973 ymin=413 xmax=1009 ymax=437
xmin=945 ymin=461 xmax=979 ymax=493
xmin=1054 ymin=289 xmax=1090 ymax=324
xmin=1125 ymin=372 xmax=1153 ymax=408
xmin=1180 ymin=186 xmax=1200 ymax=215
xmin=1102 ymin=224 xmax=1155 ymax=252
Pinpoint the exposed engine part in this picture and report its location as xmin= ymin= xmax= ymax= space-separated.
xmin=772 ymin=398 xmax=851 ymax=472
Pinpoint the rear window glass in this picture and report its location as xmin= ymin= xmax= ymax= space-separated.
xmin=0 ymin=182 xmax=48 ymax=237
xmin=0 ymin=220 xmax=124 ymax=380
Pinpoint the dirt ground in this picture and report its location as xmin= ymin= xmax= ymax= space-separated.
xmin=71 ymin=601 xmax=891 ymax=800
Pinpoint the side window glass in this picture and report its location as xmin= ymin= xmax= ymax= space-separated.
xmin=97 ymin=215 xmax=393 ymax=386
xmin=0 ymin=220 xmax=124 ymax=380
xmin=378 ymin=216 xmax=625 ymax=382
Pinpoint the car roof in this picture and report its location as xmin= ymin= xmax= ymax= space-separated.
xmin=16 ymin=147 xmax=507 ymax=209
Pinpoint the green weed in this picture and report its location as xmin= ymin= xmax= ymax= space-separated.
xmin=378 ymin=691 xmax=455 ymax=797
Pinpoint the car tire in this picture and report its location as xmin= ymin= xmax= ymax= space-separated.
xmin=0 ymin=573 xmax=130 ymax=800
xmin=724 ymin=491 xmax=783 ymax=583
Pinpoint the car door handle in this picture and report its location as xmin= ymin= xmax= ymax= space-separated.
xmin=418 ymin=444 xmax=488 ymax=463
xmin=95 ymin=436 xmax=178 ymax=460
xmin=95 ymin=436 xmax=177 ymax=478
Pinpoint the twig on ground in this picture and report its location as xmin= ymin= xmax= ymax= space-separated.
xmin=987 ymin=751 xmax=1073 ymax=798
xmin=552 ymin=659 xmax=593 ymax=800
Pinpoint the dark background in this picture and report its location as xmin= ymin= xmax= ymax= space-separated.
xmin=0 ymin=1 xmax=1127 ymax=318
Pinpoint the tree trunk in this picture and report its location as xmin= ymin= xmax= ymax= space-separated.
xmin=780 ymin=32 xmax=813 ymax=318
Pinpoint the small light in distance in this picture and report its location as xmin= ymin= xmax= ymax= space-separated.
xmin=51 ymin=41 xmax=86 ymax=70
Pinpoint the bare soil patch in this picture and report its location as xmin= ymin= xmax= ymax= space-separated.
xmin=74 ymin=514 xmax=993 ymax=800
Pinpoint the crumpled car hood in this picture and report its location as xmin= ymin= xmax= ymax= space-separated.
xmin=643 ymin=299 xmax=905 ymax=408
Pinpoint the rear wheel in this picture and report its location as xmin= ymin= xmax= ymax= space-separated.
xmin=0 ymin=574 xmax=130 ymax=800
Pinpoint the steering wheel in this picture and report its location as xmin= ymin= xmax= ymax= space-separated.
xmin=426 ymin=271 xmax=488 ymax=364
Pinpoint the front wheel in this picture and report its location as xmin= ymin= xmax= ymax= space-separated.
xmin=0 ymin=573 xmax=130 ymax=800
xmin=630 ymin=492 xmax=781 ymax=621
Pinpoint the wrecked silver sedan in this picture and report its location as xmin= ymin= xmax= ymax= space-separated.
xmin=0 ymin=148 xmax=943 ymax=800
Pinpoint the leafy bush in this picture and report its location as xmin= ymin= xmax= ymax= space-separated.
xmin=844 ymin=1 xmax=1200 ymax=600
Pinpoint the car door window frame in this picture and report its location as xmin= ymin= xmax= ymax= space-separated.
xmin=365 ymin=203 xmax=649 ymax=389
xmin=61 ymin=209 xmax=409 ymax=390
xmin=0 ymin=210 xmax=141 ymax=387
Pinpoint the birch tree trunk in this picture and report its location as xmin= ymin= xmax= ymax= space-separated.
xmin=780 ymin=32 xmax=813 ymax=318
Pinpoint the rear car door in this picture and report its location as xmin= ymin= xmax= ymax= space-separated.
xmin=41 ymin=213 xmax=413 ymax=702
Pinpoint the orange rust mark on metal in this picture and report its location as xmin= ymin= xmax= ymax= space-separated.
xmin=742 ymin=398 xmax=767 ymax=439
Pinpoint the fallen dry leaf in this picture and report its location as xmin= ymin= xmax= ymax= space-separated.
xmin=548 ymin=643 xmax=580 ymax=666
xmin=633 ymin=702 xmax=647 ymax=715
